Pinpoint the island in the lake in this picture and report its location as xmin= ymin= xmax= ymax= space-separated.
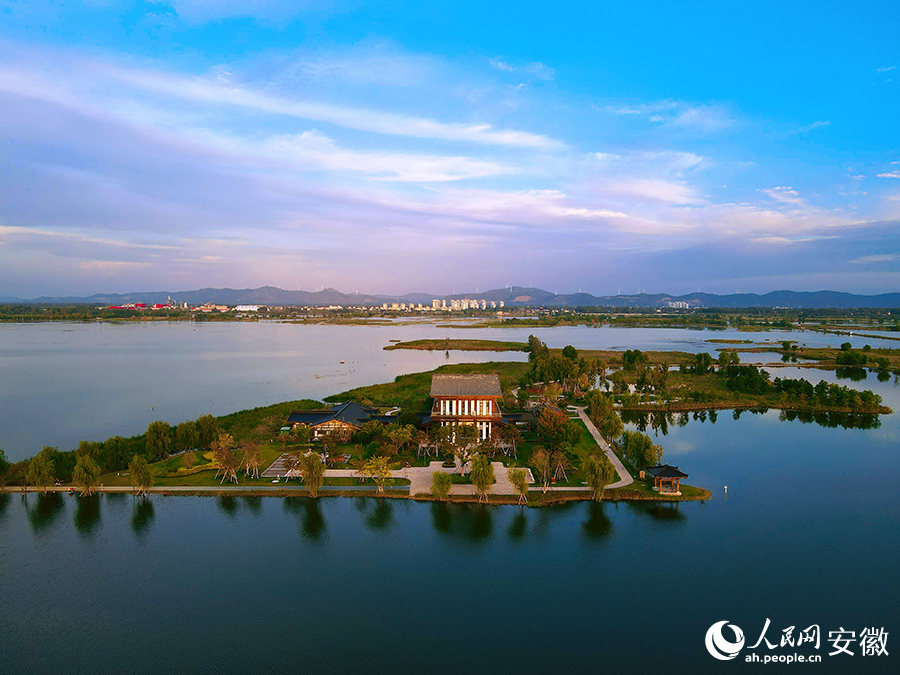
xmin=2 ymin=336 xmax=893 ymax=505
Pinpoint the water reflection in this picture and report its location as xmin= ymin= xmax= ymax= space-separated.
xmin=581 ymin=502 xmax=613 ymax=540
xmin=217 ymin=496 xmax=238 ymax=518
xmin=428 ymin=502 xmax=493 ymax=542
xmin=778 ymin=409 xmax=881 ymax=429
xmin=284 ymin=497 xmax=327 ymax=539
xmin=364 ymin=498 xmax=394 ymax=531
xmin=507 ymin=510 xmax=528 ymax=540
xmin=624 ymin=406 xmax=878 ymax=432
xmin=626 ymin=501 xmax=687 ymax=523
xmin=836 ymin=367 xmax=867 ymax=382
xmin=74 ymin=494 xmax=101 ymax=536
xmin=0 ymin=493 xmax=9 ymax=522
xmin=131 ymin=497 xmax=155 ymax=536
xmin=27 ymin=492 xmax=65 ymax=532
xmin=242 ymin=496 xmax=263 ymax=516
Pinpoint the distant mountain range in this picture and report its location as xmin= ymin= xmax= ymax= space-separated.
xmin=3 ymin=286 xmax=899 ymax=309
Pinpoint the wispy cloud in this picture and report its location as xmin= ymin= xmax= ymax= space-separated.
xmin=875 ymin=66 xmax=896 ymax=73
xmin=876 ymin=171 xmax=900 ymax=179
xmin=761 ymin=186 xmax=806 ymax=206
xmin=489 ymin=57 xmax=556 ymax=80
xmin=795 ymin=120 xmax=830 ymax=133
xmin=849 ymin=253 xmax=900 ymax=264
xmin=607 ymin=99 xmax=732 ymax=131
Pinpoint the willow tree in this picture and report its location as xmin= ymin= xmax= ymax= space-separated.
xmin=530 ymin=447 xmax=551 ymax=494
xmin=360 ymin=456 xmax=392 ymax=494
xmin=211 ymin=432 xmax=238 ymax=483
xmin=128 ymin=454 xmax=153 ymax=497
xmin=145 ymin=420 xmax=171 ymax=461
xmin=197 ymin=414 xmax=219 ymax=449
xmin=582 ymin=453 xmax=615 ymax=501
xmin=27 ymin=448 xmax=56 ymax=494
xmin=430 ymin=471 xmax=452 ymax=500
xmin=598 ymin=413 xmax=624 ymax=447
xmin=469 ymin=454 xmax=494 ymax=504
xmin=72 ymin=454 xmax=101 ymax=496
xmin=508 ymin=467 xmax=528 ymax=505
xmin=300 ymin=452 xmax=326 ymax=497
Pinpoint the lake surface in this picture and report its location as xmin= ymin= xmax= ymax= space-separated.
xmin=1 ymin=323 xmax=898 ymax=672
xmin=1 ymin=321 xmax=894 ymax=461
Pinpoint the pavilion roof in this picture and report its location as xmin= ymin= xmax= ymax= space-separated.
xmin=645 ymin=464 xmax=689 ymax=479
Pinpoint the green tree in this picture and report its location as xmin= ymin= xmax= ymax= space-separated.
xmin=598 ymin=413 xmax=624 ymax=445
xmin=582 ymin=453 xmax=615 ymax=501
xmin=530 ymin=447 xmax=552 ymax=493
xmin=196 ymin=414 xmax=219 ymax=448
xmin=145 ymin=420 xmax=171 ymax=461
xmin=621 ymin=430 xmax=663 ymax=468
xmin=508 ymin=467 xmax=528 ymax=505
xmin=175 ymin=421 xmax=200 ymax=452
xmin=27 ymin=447 xmax=56 ymax=494
xmin=72 ymin=453 xmax=101 ymax=496
xmin=692 ymin=352 xmax=713 ymax=375
xmin=536 ymin=406 xmax=567 ymax=444
xmin=430 ymin=471 xmax=452 ymax=500
xmin=300 ymin=451 xmax=326 ymax=497
xmin=128 ymin=454 xmax=153 ymax=496
xmin=562 ymin=344 xmax=578 ymax=360
xmin=0 ymin=449 xmax=9 ymax=487
xmin=469 ymin=454 xmax=494 ymax=503
xmin=360 ymin=456 xmax=393 ymax=494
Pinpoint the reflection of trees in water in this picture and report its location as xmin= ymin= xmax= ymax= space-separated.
xmin=242 ymin=495 xmax=263 ymax=515
xmin=131 ymin=497 xmax=155 ymax=535
xmin=27 ymin=492 xmax=64 ymax=532
xmin=625 ymin=501 xmax=686 ymax=523
xmin=366 ymin=498 xmax=393 ymax=531
xmin=283 ymin=497 xmax=327 ymax=540
xmin=427 ymin=502 xmax=493 ymax=542
xmin=582 ymin=502 xmax=613 ymax=540
xmin=507 ymin=510 xmax=528 ymax=540
xmin=836 ymin=367 xmax=867 ymax=382
xmin=0 ymin=493 xmax=9 ymax=521
xmin=626 ymin=406 xmax=874 ymax=431
xmin=778 ymin=409 xmax=881 ymax=430
xmin=74 ymin=494 xmax=101 ymax=536
xmin=217 ymin=495 xmax=238 ymax=517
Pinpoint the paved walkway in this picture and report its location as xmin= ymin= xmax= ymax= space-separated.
xmin=263 ymin=454 xmax=534 ymax=497
xmin=575 ymin=406 xmax=634 ymax=489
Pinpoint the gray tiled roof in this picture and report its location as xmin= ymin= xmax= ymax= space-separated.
xmin=430 ymin=374 xmax=502 ymax=397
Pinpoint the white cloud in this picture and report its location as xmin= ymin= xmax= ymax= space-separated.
xmin=607 ymin=98 xmax=732 ymax=131
xmin=761 ymin=186 xmax=805 ymax=206
xmin=876 ymin=171 xmax=900 ymax=179
xmin=795 ymin=120 xmax=830 ymax=133
xmin=849 ymin=253 xmax=900 ymax=264
xmin=489 ymin=58 xmax=556 ymax=80
xmin=876 ymin=66 xmax=896 ymax=73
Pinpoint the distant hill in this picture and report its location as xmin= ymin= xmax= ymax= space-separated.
xmin=5 ymin=285 xmax=900 ymax=309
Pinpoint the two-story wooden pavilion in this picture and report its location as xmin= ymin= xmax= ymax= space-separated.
xmin=429 ymin=374 xmax=503 ymax=441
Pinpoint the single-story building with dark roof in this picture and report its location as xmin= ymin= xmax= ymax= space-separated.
xmin=287 ymin=401 xmax=383 ymax=439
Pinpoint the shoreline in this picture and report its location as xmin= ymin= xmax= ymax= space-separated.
xmin=2 ymin=483 xmax=712 ymax=505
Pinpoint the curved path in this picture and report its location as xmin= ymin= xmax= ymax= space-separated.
xmin=575 ymin=407 xmax=633 ymax=489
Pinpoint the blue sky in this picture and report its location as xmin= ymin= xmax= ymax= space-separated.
xmin=1 ymin=0 xmax=898 ymax=297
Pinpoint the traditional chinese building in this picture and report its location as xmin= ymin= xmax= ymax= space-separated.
xmin=429 ymin=374 xmax=503 ymax=441
xmin=645 ymin=464 xmax=688 ymax=495
xmin=287 ymin=402 xmax=393 ymax=439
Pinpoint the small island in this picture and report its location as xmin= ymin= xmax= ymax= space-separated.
xmin=4 ymin=336 xmax=893 ymax=505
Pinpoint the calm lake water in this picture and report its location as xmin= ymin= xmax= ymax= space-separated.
xmin=1 ymin=322 xmax=898 ymax=673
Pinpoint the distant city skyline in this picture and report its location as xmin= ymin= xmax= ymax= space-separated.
xmin=1 ymin=1 xmax=899 ymax=297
